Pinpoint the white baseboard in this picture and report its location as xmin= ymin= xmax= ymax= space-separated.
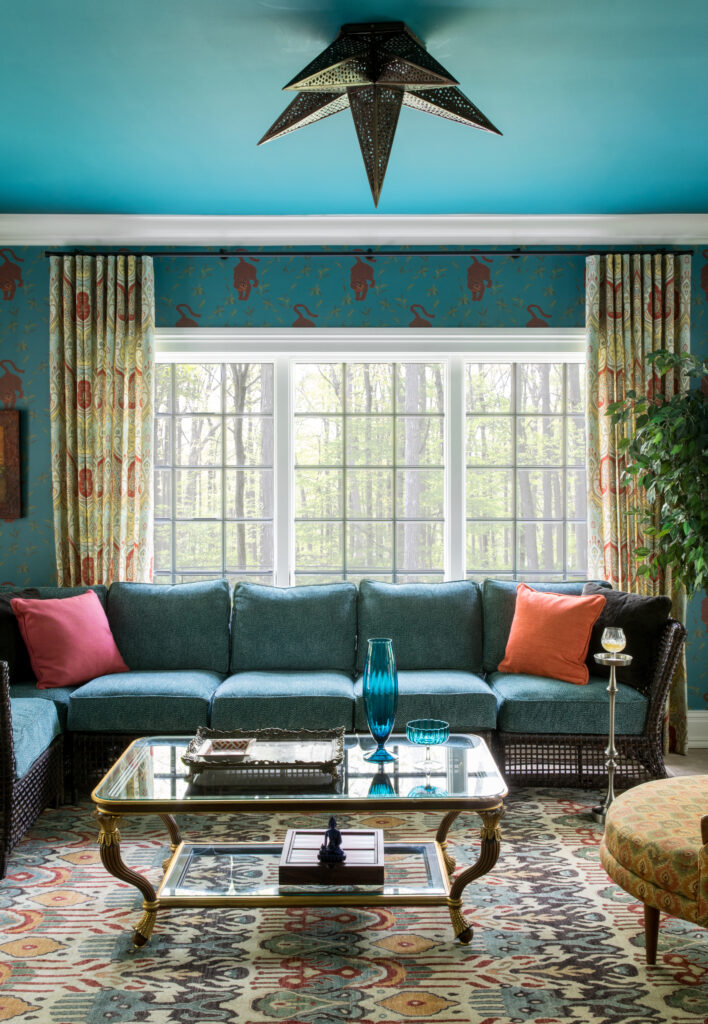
xmin=687 ymin=710 xmax=708 ymax=748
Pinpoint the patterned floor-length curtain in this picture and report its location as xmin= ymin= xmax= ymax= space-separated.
xmin=585 ymin=253 xmax=691 ymax=753
xmin=49 ymin=254 xmax=154 ymax=586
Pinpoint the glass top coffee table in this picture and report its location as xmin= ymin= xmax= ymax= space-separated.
xmin=92 ymin=733 xmax=507 ymax=948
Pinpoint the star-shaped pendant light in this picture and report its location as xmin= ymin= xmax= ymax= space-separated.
xmin=258 ymin=21 xmax=501 ymax=206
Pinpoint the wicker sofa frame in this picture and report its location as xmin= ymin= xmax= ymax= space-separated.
xmin=0 ymin=662 xmax=64 ymax=878
xmin=70 ymin=731 xmax=155 ymax=796
xmin=494 ymin=618 xmax=687 ymax=787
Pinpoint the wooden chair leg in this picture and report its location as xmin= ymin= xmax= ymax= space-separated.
xmin=644 ymin=903 xmax=660 ymax=965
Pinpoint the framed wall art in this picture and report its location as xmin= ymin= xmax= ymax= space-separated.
xmin=0 ymin=410 xmax=20 ymax=519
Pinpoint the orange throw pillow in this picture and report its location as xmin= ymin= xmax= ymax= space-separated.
xmin=498 ymin=583 xmax=606 ymax=685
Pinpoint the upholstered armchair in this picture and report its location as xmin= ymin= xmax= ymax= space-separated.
xmin=600 ymin=776 xmax=708 ymax=964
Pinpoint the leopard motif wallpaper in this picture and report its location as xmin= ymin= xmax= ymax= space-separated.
xmin=0 ymin=245 xmax=705 ymax=708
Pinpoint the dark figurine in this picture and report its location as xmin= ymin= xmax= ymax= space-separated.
xmin=318 ymin=816 xmax=346 ymax=864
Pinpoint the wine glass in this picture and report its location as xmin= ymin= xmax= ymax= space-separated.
xmin=601 ymin=627 xmax=626 ymax=654
xmin=406 ymin=719 xmax=449 ymax=773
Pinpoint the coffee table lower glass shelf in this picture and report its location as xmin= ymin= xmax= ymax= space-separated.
xmin=158 ymin=841 xmax=449 ymax=902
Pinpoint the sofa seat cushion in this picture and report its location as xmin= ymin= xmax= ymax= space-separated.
xmin=211 ymin=671 xmax=355 ymax=731
xmin=354 ymin=670 xmax=497 ymax=732
xmin=231 ymin=582 xmax=357 ymax=676
xmin=357 ymin=580 xmax=483 ymax=674
xmin=10 ymin=685 xmax=76 ymax=729
xmin=10 ymin=698 xmax=62 ymax=779
xmin=489 ymin=671 xmax=647 ymax=735
xmin=107 ymin=580 xmax=232 ymax=673
xmin=67 ymin=670 xmax=225 ymax=732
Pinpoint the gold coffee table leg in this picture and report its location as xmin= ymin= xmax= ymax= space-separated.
xmin=133 ymin=901 xmax=159 ymax=947
xmin=447 ymin=805 xmax=503 ymax=943
xmin=95 ymin=810 xmax=159 ymax=948
xmin=159 ymin=813 xmax=182 ymax=873
xmin=436 ymin=810 xmax=461 ymax=875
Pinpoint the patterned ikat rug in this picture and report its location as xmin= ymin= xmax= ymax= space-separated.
xmin=0 ymin=790 xmax=706 ymax=1024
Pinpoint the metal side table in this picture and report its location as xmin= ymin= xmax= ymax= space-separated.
xmin=592 ymin=651 xmax=633 ymax=824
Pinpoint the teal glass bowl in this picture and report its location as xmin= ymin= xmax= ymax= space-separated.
xmin=405 ymin=719 xmax=450 ymax=746
xmin=408 ymin=784 xmax=449 ymax=798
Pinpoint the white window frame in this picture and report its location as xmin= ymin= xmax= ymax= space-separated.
xmin=155 ymin=328 xmax=585 ymax=586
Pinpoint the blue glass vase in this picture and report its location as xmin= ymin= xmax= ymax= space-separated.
xmin=367 ymin=768 xmax=397 ymax=798
xmin=362 ymin=638 xmax=398 ymax=762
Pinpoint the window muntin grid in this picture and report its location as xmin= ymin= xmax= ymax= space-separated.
xmin=293 ymin=362 xmax=445 ymax=584
xmin=465 ymin=362 xmax=587 ymax=584
xmin=152 ymin=348 xmax=587 ymax=587
xmin=154 ymin=363 xmax=275 ymax=585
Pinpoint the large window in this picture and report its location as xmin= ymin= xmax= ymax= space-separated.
xmin=466 ymin=362 xmax=586 ymax=583
xmin=154 ymin=363 xmax=274 ymax=584
xmin=294 ymin=363 xmax=445 ymax=584
xmin=153 ymin=336 xmax=586 ymax=586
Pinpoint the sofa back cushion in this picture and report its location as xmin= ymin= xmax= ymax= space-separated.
xmin=32 ymin=585 xmax=108 ymax=605
xmin=356 ymin=580 xmax=483 ymax=674
xmin=482 ymin=579 xmax=612 ymax=674
xmin=231 ymin=582 xmax=357 ymax=675
xmin=107 ymin=580 xmax=231 ymax=672
xmin=0 ymin=588 xmax=40 ymax=683
xmin=583 ymin=583 xmax=672 ymax=695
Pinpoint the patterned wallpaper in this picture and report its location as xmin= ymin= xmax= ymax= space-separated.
xmin=155 ymin=250 xmax=583 ymax=328
xmin=0 ymin=245 xmax=706 ymax=708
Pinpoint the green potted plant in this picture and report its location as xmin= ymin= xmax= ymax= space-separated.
xmin=607 ymin=350 xmax=708 ymax=597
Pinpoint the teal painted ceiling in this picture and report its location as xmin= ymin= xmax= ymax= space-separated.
xmin=2 ymin=0 xmax=707 ymax=215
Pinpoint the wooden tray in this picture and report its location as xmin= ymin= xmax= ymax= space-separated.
xmin=279 ymin=828 xmax=384 ymax=885
xmin=190 ymin=737 xmax=255 ymax=764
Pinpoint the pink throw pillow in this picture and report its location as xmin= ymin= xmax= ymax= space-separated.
xmin=11 ymin=590 xmax=128 ymax=688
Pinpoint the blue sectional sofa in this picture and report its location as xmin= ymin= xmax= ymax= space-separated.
xmin=0 ymin=576 xmax=686 ymax=873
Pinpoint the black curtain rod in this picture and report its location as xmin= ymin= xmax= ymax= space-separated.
xmin=42 ymin=247 xmax=695 ymax=259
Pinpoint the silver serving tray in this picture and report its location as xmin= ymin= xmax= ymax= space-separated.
xmin=594 ymin=652 xmax=633 ymax=666
xmin=182 ymin=727 xmax=345 ymax=778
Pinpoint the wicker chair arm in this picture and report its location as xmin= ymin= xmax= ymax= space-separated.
xmin=0 ymin=660 xmax=15 ymax=770
xmin=0 ymin=661 xmax=17 ymax=834
xmin=643 ymin=618 xmax=687 ymax=745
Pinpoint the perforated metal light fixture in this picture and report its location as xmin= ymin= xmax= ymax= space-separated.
xmin=258 ymin=21 xmax=501 ymax=206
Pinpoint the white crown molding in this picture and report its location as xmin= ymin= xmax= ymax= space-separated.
xmin=687 ymin=710 xmax=708 ymax=749
xmin=1 ymin=213 xmax=708 ymax=247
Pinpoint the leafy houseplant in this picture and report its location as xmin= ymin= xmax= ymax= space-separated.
xmin=607 ymin=350 xmax=708 ymax=597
